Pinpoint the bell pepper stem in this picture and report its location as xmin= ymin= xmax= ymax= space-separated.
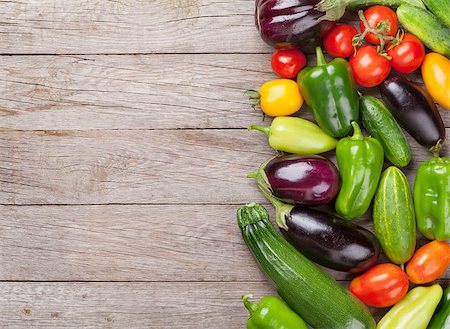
xmin=248 ymin=125 xmax=271 ymax=136
xmin=242 ymin=294 xmax=258 ymax=315
xmin=316 ymin=47 xmax=327 ymax=66
xmin=350 ymin=121 xmax=364 ymax=140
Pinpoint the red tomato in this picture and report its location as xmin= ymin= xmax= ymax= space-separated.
xmin=387 ymin=34 xmax=425 ymax=74
xmin=350 ymin=264 xmax=409 ymax=308
xmin=360 ymin=6 xmax=398 ymax=45
xmin=406 ymin=241 xmax=450 ymax=284
xmin=350 ymin=45 xmax=391 ymax=87
xmin=324 ymin=24 xmax=358 ymax=58
xmin=271 ymin=49 xmax=306 ymax=79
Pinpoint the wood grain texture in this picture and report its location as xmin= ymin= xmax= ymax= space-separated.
xmin=0 ymin=0 xmax=268 ymax=55
xmin=0 ymin=281 xmax=448 ymax=328
xmin=0 ymin=54 xmax=448 ymax=130
xmin=0 ymin=282 xmax=273 ymax=328
xmin=0 ymin=129 xmax=447 ymax=205
xmin=0 ymin=204 xmax=447 ymax=282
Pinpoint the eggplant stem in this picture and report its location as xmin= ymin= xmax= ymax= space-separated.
xmin=247 ymin=171 xmax=258 ymax=179
xmin=429 ymin=139 xmax=443 ymax=158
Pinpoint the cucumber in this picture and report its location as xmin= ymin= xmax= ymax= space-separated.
xmin=422 ymin=0 xmax=450 ymax=27
xmin=373 ymin=167 xmax=416 ymax=264
xmin=360 ymin=95 xmax=411 ymax=167
xmin=237 ymin=203 xmax=376 ymax=329
xmin=347 ymin=0 xmax=425 ymax=10
xmin=397 ymin=5 xmax=450 ymax=57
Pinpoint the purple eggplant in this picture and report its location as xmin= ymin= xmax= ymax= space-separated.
xmin=281 ymin=206 xmax=381 ymax=272
xmin=255 ymin=0 xmax=336 ymax=49
xmin=380 ymin=75 xmax=446 ymax=152
xmin=258 ymin=181 xmax=381 ymax=272
xmin=248 ymin=155 xmax=340 ymax=206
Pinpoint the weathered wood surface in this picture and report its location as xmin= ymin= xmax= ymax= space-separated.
xmin=0 ymin=281 xmax=448 ymax=328
xmin=0 ymin=0 xmax=267 ymax=55
xmin=0 ymin=0 xmax=448 ymax=327
xmin=0 ymin=204 xmax=447 ymax=282
xmin=0 ymin=129 xmax=447 ymax=205
xmin=0 ymin=55 xmax=448 ymax=130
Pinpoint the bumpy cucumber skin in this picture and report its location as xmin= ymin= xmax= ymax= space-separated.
xmin=238 ymin=204 xmax=376 ymax=329
xmin=360 ymin=96 xmax=411 ymax=167
xmin=397 ymin=5 xmax=450 ymax=57
xmin=422 ymin=0 xmax=450 ymax=27
xmin=373 ymin=167 xmax=416 ymax=264
xmin=347 ymin=0 xmax=425 ymax=10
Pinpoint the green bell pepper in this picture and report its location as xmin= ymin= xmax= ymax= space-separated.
xmin=335 ymin=121 xmax=384 ymax=220
xmin=248 ymin=116 xmax=337 ymax=155
xmin=297 ymin=47 xmax=359 ymax=138
xmin=414 ymin=156 xmax=450 ymax=241
xmin=428 ymin=286 xmax=450 ymax=329
xmin=242 ymin=294 xmax=307 ymax=329
xmin=377 ymin=284 xmax=443 ymax=329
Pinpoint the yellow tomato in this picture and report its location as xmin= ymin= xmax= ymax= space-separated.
xmin=259 ymin=79 xmax=303 ymax=117
xmin=421 ymin=53 xmax=450 ymax=110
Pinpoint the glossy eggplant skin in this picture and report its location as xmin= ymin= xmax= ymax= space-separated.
xmin=282 ymin=207 xmax=381 ymax=273
xmin=380 ymin=75 xmax=446 ymax=149
xmin=256 ymin=0 xmax=334 ymax=49
xmin=260 ymin=155 xmax=340 ymax=206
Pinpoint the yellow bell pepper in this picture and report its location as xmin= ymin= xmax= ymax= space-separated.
xmin=421 ymin=53 xmax=450 ymax=110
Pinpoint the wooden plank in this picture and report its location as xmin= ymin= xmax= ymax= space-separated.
xmin=0 ymin=281 xmax=448 ymax=328
xmin=0 ymin=129 xmax=447 ymax=205
xmin=0 ymin=282 xmax=272 ymax=328
xmin=0 ymin=0 xmax=268 ymax=54
xmin=0 ymin=55 xmax=448 ymax=130
xmin=0 ymin=54 xmax=271 ymax=130
xmin=0 ymin=204 xmax=447 ymax=281
xmin=0 ymin=204 xmax=268 ymax=281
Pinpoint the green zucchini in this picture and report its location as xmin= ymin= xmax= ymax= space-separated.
xmin=360 ymin=95 xmax=411 ymax=167
xmin=237 ymin=203 xmax=376 ymax=329
xmin=347 ymin=0 xmax=425 ymax=10
xmin=422 ymin=0 xmax=450 ymax=27
xmin=397 ymin=5 xmax=450 ymax=57
xmin=373 ymin=167 xmax=416 ymax=264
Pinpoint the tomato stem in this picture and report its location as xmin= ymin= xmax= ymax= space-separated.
xmin=244 ymin=90 xmax=261 ymax=110
xmin=352 ymin=10 xmax=396 ymax=57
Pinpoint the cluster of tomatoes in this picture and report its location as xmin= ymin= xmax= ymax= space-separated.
xmin=271 ymin=6 xmax=426 ymax=88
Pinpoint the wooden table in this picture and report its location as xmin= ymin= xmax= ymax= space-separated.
xmin=0 ymin=1 xmax=448 ymax=327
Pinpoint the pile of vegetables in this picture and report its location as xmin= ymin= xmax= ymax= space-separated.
xmin=238 ymin=0 xmax=449 ymax=328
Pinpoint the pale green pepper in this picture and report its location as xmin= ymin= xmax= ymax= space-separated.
xmin=249 ymin=116 xmax=337 ymax=155
xmin=377 ymin=284 xmax=443 ymax=329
